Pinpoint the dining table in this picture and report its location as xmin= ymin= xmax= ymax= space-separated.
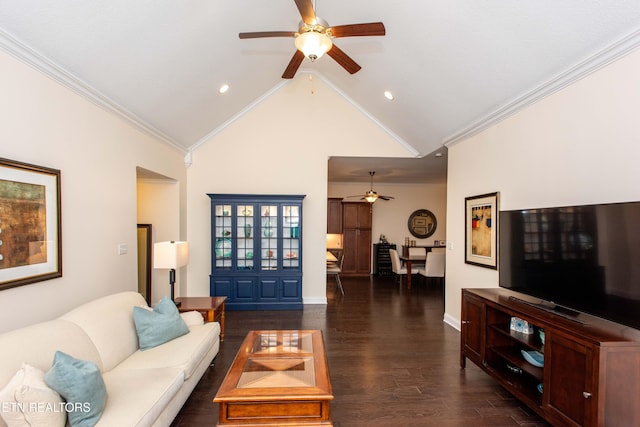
xmin=398 ymin=254 xmax=426 ymax=289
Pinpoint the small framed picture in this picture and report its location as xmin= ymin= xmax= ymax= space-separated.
xmin=465 ymin=192 xmax=499 ymax=269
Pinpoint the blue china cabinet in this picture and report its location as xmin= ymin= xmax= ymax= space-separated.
xmin=208 ymin=194 xmax=305 ymax=310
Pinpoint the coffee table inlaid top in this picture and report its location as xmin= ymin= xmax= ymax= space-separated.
xmin=214 ymin=330 xmax=333 ymax=402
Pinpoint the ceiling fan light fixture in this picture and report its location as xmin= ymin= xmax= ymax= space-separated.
xmin=295 ymin=30 xmax=332 ymax=61
xmin=364 ymin=191 xmax=378 ymax=203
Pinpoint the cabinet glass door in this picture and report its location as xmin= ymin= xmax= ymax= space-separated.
xmin=283 ymin=205 xmax=300 ymax=269
xmin=260 ymin=204 xmax=278 ymax=270
xmin=214 ymin=204 xmax=232 ymax=269
xmin=236 ymin=204 xmax=255 ymax=271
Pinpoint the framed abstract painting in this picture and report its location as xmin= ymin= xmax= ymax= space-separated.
xmin=465 ymin=192 xmax=499 ymax=269
xmin=0 ymin=158 xmax=62 ymax=290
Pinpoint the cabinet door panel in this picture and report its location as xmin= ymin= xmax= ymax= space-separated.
xmin=544 ymin=331 xmax=593 ymax=427
xmin=235 ymin=279 xmax=255 ymax=301
xmin=211 ymin=277 xmax=232 ymax=298
xmin=258 ymin=279 xmax=278 ymax=300
xmin=342 ymin=203 xmax=360 ymax=229
xmin=461 ymin=293 xmax=484 ymax=366
xmin=341 ymin=229 xmax=358 ymax=274
xmin=327 ymin=198 xmax=342 ymax=233
xmin=356 ymin=229 xmax=372 ymax=273
xmin=281 ymin=279 xmax=301 ymax=300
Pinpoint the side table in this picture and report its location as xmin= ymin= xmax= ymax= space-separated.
xmin=175 ymin=296 xmax=226 ymax=341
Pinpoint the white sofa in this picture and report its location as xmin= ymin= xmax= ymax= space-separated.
xmin=0 ymin=291 xmax=221 ymax=427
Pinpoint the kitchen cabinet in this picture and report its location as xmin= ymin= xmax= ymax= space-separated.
xmin=341 ymin=202 xmax=372 ymax=275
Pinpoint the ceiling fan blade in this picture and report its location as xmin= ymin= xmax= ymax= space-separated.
xmin=330 ymin=22 xmax=386 ymax=38
xmin=239 ymin=31 xmax=296 ymax=39
xmin=282 ymin=50 xmax=305 ymax=79
xmin=326 ymin=44 xmax=361 ymax=74
xmin=294 ymin=0 xmax=316 ymax=24
xmin=378 ymin=196 xmax=395 ymax=201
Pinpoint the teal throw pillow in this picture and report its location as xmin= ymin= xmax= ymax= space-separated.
xmin=133 ymin=296 xmax=190 ymax=350
xmin=44 ymin=351 xmax=107 ymax=427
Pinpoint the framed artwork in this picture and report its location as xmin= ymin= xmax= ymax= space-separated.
xmin=0 ymin=158 xmax=62 ymax=290
xmin=465 ymin=192 xmax=499 ymax=269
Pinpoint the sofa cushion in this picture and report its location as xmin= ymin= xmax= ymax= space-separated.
xmin=59 ymin=292 xmax=147 ymax=372
xmin=133 ymin=297 xmax=190 ymax=350
xmin=115 ymin=322 xmax=220 ymax=380
xmin=0 ymin=363 xmax=66 ymax=427
xmin=97 ymin=368 xmax=183 ymax=427
xmin=44 ymin=351 xmax=107 ymax=427
xmin=0 ymin=320 xmax=102 ymax=389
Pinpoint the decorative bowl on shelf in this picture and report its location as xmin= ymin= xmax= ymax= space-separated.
xmin=215 ymin=238 xmax=232 ymax=258
xmin=521 ymin=350 xmax=544 ymax=368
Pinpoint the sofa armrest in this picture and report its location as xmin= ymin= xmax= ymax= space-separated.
xmin=180 ymin=311 xmax=205 ymax=327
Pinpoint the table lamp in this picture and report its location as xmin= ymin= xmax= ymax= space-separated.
xmin=153 ymin=241 xmax=189 ymax=307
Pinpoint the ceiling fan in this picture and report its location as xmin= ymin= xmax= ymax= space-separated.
xmin=239 ymin=0 xmax=385 ymax=79
xmin=347 ymin=171 xmax=394 ymax=203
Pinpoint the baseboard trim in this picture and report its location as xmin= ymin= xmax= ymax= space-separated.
xmin=443 ymin=313 xmax=461 ymax=331
xmin=303 ymin=297 xmax=328 ymax=305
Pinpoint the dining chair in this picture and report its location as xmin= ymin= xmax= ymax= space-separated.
xmin=327 ymin=253 xmax=344 ymax=295
xmin=407 ymin=247 xmax=427 ymax=267
xmin=417 ymin=251 xmax=445 ymax=287
xmin=408 ymin=247 xmax=426 ymax=257
xmin=389 ymin=248 xmax=407 ymax=283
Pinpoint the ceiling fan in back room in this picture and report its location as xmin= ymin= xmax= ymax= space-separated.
xmin=345 ymin=171 xmax=394 ymax=203
xmin=239 ymin=0 xmax=386 ymax=79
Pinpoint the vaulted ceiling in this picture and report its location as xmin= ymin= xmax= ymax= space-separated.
xmin=1 ymin=1 xmax=639 ymax=183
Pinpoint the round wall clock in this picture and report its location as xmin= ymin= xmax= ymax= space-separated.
xmin=407 ymin=209 xmax=437 ymax=239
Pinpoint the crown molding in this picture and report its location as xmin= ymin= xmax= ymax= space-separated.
xmin=444 ymin=27 xmax=640 ymax=148
xmin=0 ymin=29 xmax=186 ymax=154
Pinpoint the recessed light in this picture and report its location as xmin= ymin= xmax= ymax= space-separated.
xmin=384 ymin=90 xmax=394 ymax=100
xmin=435 ymin=152 xmax=443 ymax=158
xmin=218 ymin=84 xmax=229 ymax=94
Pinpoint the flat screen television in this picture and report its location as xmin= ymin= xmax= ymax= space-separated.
xmin=499 ymin=200 xmax=640 ymax=329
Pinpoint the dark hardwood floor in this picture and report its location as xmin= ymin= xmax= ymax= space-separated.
xmin=171 ymin=275 xmax=550 ymax=426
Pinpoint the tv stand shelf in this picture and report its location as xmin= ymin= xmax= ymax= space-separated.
xmin=461 ymin=288 xmax=640 ymax=427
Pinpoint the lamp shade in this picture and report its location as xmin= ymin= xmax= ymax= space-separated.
xmin=154 ymin=241 xmax=189 ymax=269
xmin=294 ymin=31 xmax=332 ymax=61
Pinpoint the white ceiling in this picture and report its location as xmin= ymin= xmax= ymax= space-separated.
xmin=1 ymin=1 xmax=639 ymax=183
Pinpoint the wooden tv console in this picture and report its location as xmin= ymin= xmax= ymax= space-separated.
xmin=461 ymin=288 xmax=640 ymax=427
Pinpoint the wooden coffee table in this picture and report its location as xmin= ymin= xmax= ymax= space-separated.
xmin=214 ymin=330 xmax=333 ymax=426
xmin=175 ymin=296 xmax=226 ymax=341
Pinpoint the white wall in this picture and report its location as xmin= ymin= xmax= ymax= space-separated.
xmin=444 ymin=47 xmax=640 ymax=328
xmin=136 ymin=178 xmax=182 ymax=304
xmin=0 ymin=50 xmax=187 ymax=333
xmin=186 ymin=75 xmax=412 ymax=302
xmin=329 ymin=182 xmax=447 ymax=257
